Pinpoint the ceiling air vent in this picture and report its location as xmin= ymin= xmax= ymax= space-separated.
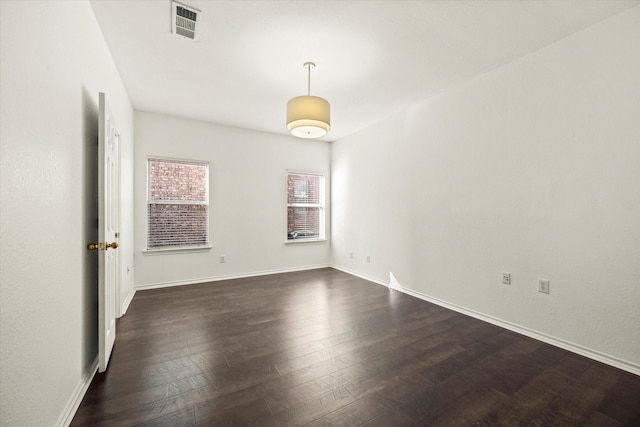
xmin=172 ymin=1 xmax=200 ymax=40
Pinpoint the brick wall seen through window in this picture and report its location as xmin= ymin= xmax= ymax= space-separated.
xmin=147 ymin=159 xmax=209 ymax=248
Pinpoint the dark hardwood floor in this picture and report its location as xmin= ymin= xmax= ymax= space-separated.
xmin=72 ymin=268 xmax=640 ymax=426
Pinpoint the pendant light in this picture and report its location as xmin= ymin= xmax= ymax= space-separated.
xmin=286 ymin=62 xmax=331 ymax=139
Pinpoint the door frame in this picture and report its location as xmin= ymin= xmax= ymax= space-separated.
xmin=114 ymin=128 xmax=122 ymax=319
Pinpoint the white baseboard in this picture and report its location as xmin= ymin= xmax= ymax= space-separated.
xmin=331 ymin=264 xmax=389 ymax=288
xmin=56 ymin=357 xmax=98 ymax=427
xmin=135 ymin=264 xmax=331 ymax=291
xmin=333 ymin=265 xmax=639 ymax=376
xmin=120 ymin=287 xmax=136 ymax=315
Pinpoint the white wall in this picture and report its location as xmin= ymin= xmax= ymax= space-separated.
xmin=134 ymin=112 xmax=331 ymax=288
xmin=332 ymin=6 xmax=640 ymax=372
xmin=0 ymin=1 xmax=134 ymax=425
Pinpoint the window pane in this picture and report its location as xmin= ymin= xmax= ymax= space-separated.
xmin=287 ymin=207 xmax=320 ymax=239
xmin=148 ymin=204 xmax=208 ymax=247
xmin=149 ymin=160 xmax=207 ymax=202
xmin=288 ymin=174 xmax=320 ymax=204
xmin=293 ymin=180 xmax=308 ymax=202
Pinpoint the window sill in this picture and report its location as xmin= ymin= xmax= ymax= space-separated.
xmin=143 ymin=246 xmax=212 ymax=255
xmin=284 ymin=238 xmax=328 ymax=245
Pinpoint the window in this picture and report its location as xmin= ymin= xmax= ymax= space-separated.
xmin=147 ymin=158 xmax=209 ymax=249
xmin=287 ymin=172 xmax=325 ymax=240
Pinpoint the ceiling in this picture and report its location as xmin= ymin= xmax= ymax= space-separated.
xmin=90 ymin=0 xmax=638 ymax=142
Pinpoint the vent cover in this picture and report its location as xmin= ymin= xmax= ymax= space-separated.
xmin=172 ymin=1 xmax=200 ymax=40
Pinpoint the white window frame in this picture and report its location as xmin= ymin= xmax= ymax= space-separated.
xmin=286 ymin=171 xmax=326 ymax=243
xmin=146 ymin=157 xmax=210 ymax=252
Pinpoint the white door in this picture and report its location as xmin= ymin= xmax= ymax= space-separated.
xmin=97 ymin=92 xmax=119 ymax=373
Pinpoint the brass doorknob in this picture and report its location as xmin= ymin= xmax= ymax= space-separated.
xmin=87 ymin=242 xmax=118 ymax=250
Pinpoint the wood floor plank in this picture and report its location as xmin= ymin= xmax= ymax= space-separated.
xmin=476 ymin=356 xmax=588 ymax=426
xmin=317 ymin=397 xmax=394 ymax=426
xmin=527 ymin=363 xmax=622 ymax=427
xmin=422 ymin=386 xmax=509 ymax=426
xmin=597 ymin=372 xmax=640 ymax=425
xmin=267 ymin=385 xmax=356 ymax=426
xmin=360 ymin=407 xmax=416 ymax=427
xmin=71 ymin=268 xmax=640 ymax=426
xmin=583 ymin=412 xmax=622 ymax=427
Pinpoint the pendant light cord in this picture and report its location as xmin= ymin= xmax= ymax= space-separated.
xmin=303 ymin=62 xmax=315 ymax=96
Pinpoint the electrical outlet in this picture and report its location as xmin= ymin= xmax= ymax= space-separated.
xmin=220 ymin=255 xmax=226 ymax=263
xmin=538 ymin=279 xmax=550 ymax=294
xmin=367 ymin=255 xmax=371 ymax=263
xmin=502 ymin=272 xmax=511 ymax=285
xmin=350 ymin=252 xmax=354 ymax=259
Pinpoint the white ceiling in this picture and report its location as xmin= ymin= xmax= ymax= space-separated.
xmin=90 ymin=0 xmax=638 ymax=142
